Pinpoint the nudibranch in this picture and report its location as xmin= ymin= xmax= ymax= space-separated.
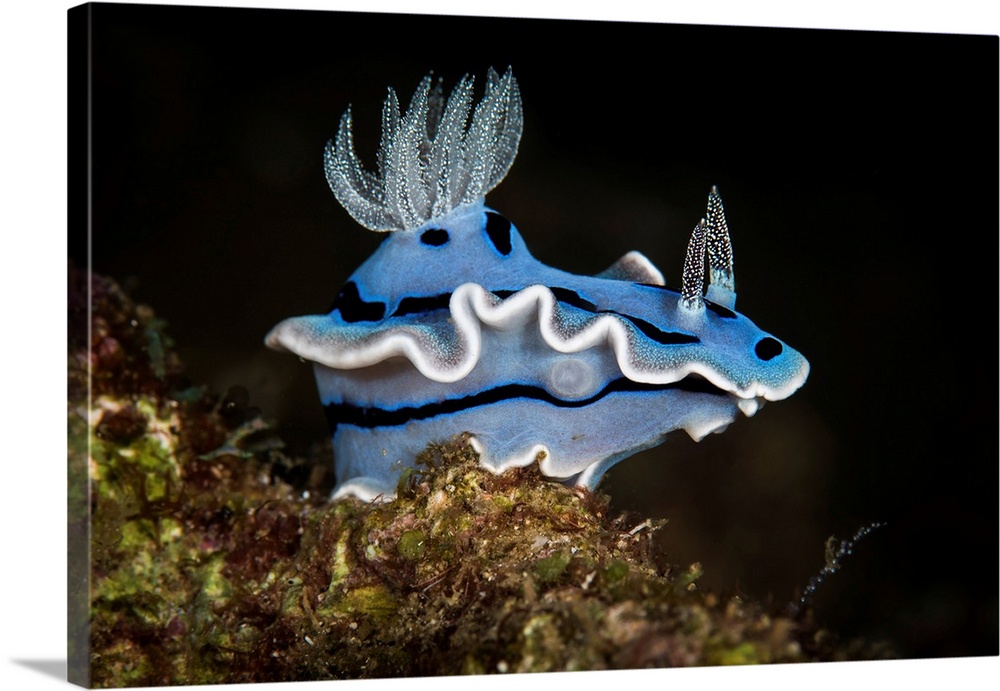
xmin=266 ymin=68 xmax=809 ymax=501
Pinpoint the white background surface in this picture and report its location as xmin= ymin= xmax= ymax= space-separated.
xmin=1 ymin=1 xmax=997 ymax=689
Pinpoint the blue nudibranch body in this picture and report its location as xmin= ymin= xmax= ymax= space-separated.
xmin=266 ymin=68 xmax=809 ymax=501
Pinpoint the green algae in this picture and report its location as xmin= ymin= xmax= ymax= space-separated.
xmin=533 ymin=550 xmax=572 ymax=584
xmin=70 ymin=267 xmax=892 ymax=687
xmin=397 ymin=529 xmax=427 ymax=560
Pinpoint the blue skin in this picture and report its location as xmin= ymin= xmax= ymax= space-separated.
xmin=266 ymin=200 xmax=809 ymax=501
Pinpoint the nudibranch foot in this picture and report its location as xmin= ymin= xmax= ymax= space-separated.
xmin=265 ymin=70 xmax=810 ymax=502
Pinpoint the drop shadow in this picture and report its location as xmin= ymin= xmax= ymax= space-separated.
xmin=11 ymin=659 xmax=67 ymax=682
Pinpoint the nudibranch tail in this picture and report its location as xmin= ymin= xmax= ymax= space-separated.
xmin=268 ymin=70 xmax=810 ymax=502
xmin=324 ymin=66 xmax=522 ymax=233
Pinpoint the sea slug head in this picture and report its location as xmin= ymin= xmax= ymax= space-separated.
xmin=666 ymin=185 xmax=810 ymax=416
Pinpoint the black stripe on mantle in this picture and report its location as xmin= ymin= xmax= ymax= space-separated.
xmin=324 ymin=376 xmax=727 ymax=433
xmin=384 ymin=286 xmax=700 ymax=346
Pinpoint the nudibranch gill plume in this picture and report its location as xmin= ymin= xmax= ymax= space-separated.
xmin=265 ymin=68 xmax=810 ymax=502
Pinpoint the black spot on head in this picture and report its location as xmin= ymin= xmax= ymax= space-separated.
xmin=420 ymin=228 xmax=450 ymax=246
xmin=754 ymin=336 xmax=783 ymax=361
xmin=484 ymin=212 xmax=512 ymax=255
xmin=330 ymin=281 xmax=386 ymax=323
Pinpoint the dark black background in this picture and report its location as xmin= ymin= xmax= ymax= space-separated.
xmin=73 ymin=3 xmax=998 ymax=660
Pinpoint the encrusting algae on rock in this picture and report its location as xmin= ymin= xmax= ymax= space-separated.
xmin=68 ymin=265 xmax=889 ymax=687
